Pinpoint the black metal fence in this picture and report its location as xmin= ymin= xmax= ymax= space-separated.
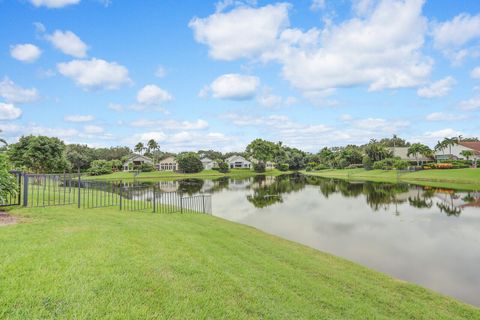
xmin=9 ymin=172 xmax=211 ymax=214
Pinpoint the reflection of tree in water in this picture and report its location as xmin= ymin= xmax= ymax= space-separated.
xmin=363 ymin=182 xmax=408 ymax=212
xmin=436 ymin=202 xmax=461 ymax=216
xmin=408 ymin=187 xmax=433 ymax=209
xmin=209 ymin=177 xmax=231 ymax=193
xmin=246 ymin=174 xmax=306 ymax=208
xmin=177 ymin=179 xmax=204 ymax=195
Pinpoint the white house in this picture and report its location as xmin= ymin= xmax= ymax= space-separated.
xmin=157 ymin=156 xmax=178 ymax=171
xmin=122 ymin=154 xmax=153 ymax=171
xmin=201 ymin=157 xmax=217 ymax=170
xmin=226 ymin=155 xmax=251 ymax=169
xmin=435 ymin=141 xmax=480 ymax=161
xmin=389 ymin=147 xmax=432 ymax=162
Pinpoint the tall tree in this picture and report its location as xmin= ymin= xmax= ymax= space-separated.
xmin=8 ymin=135 xmax=68 ymax=173
xmin=134 ymin=142 xmax=145 ymax=154
xmin=245 ymin=139 xmax=277 ymax=172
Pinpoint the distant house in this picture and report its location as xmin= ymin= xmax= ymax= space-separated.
xmin=434 ymin=141 xmax=480 ymax=161
xmin=250 ymin=158 xmax=276 ymax=170
xmin=389 ymin=147 xmax=433 ymax=162
xmin=201 ymin=157 xmax=217 ymax=170
xmin=122 ymin=154 xmax=153 ymax=171
xmin=157 ymin=156 xmax=178 ymax=171
xmin=226 ymin=155 xmax=251 ymax=169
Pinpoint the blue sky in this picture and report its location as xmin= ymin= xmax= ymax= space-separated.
xmin=0 ymin=0 xmax=479 ymax=152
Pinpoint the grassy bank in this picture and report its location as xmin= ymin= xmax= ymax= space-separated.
xmin=83 ymin=169 xmax=290 ymax=181
xmin=1 ymin=207 xmax=478 ymax=319
xmin=303 ymin=168 xmax=480 ymax=190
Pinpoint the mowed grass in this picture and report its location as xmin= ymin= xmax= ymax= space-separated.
xmin=84 ymin=169 xmax=289 ymax=181
xmin=1 ymin=207 xmax=479 ymax=319
xmin=304 ymin=168 xmax=480 ymax=190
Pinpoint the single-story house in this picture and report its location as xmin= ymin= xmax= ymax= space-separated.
xmin=201 ymin=157 xmax=217 ymax=170
xmin=157 ymin=156 xmax=178 ymax=171
xmin=251 ymin=158 xmax=276 ymax=170
xmin=226 ymin=155 xmax=251 ymax=169
xmin=435 ymin=141 xmax=480 ymax=161
xmin=122 ymin=154 xmax=154 ymax=171
xmin=389 ymin=147 xmax=433 ymax=162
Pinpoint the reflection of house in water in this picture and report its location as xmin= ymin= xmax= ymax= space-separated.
xmin=200 ymin=180 xmax=215 ymax=193
xmin=228 ymin=178 xmax=252 ymax=190
xmin=157 ymin=180 xmax=179 ymax=192
xmin=250 ymin=176 xmax=276 ymax=189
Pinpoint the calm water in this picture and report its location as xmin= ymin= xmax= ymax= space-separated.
xmin=146 ymin=174 xmax=480 ymax=306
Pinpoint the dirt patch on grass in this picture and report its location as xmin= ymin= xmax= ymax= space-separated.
xmin=0 ymin=212 xmax=18 ymax=226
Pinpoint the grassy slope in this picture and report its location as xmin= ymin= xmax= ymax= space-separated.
xmin=304 ymin=169 xmax=480 ymax=190
xmin=1 ymin=207 xmax=478 ymax=319
xmin=84 ymin=169 xmax=290 ymax=181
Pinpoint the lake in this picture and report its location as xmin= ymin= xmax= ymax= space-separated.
xmin=144 ymin=174 xmax=480 ymax=306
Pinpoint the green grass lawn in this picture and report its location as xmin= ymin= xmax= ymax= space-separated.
xmin=1 ymin=206 xmax=479 ymax=319
xmin=84 ymin=169 xmax=290 ymax=181
xmin=304 ymin=168 xmax=480 ymax=190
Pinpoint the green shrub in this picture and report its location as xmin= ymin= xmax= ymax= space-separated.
xmin=88 ymin=160 xmax=113 ymax=176
xmin=277 ymin=163 xmax=289 ymax=171
xmin=346 ymin=164 xmax=364 ymax=169
xmin=0 ymin=154 xmax=17 ymax=204
xmin=314 ymin=164 xmax=330 ymax=170
xmin=372 ymin=158 xmax=409 ymax=170
xmin=140 ymin=163 xmax=155 ymax=172
xmin=176 ymin=152 xmax=203 ymax=173
xmin=217 ymin=161 xmax=230 ymax=173
xmin=362 ymin=156 xmax=373 ymax=170
xmin=253 ymin=162 xmax=266 ymax=173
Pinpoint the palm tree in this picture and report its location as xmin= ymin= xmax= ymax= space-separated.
xmin=460 ymin=150 xmax=474 ymax=160
xmin=134 ymin=142 xmax=145 ymax=154
xmin=434 ymin=140 xmax=445 ymax=157
xmin=407 ymin=143 xmax=423 ymax=166
xmin=0 ymin=129 xmax=7 ymax=146
xmin=442 ymin=137 xmax=457 ymax=159
xmin=147 ymin=139 xmax=159 ymax=153
xmin=392 ymin=134 xmax=398 ymax=156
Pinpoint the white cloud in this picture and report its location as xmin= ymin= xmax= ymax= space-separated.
xmin=204 ymin=74 xmax=260 ymax=100
xmin=29 ymin=0 xmax=80 ymax=8
xmin=310 ymin=0 xmax=326 ymax=11
xmin=189 ymin=3 xmax=290 ymax=60
xmin=459 ymin=97 xmax=480 ymax=110
xmin=10 ymin=44 xmax=42 ymax=63
xmin=417 ymin=76 xmax=456 ymax=98
xmin=46 ymin=30 xmax=88 ymax=58
xmin=83 ymin=125 xmax=104 ymax=134
xmin=0 ymin=77 xmax=39 ymax=103
xmin=424 ymin=128 xmax=462 ymax=139
xmin=257 ymin=93 xmax=297 ymax=108
xmin=64 ymin=115 xmax=94 ymax=122
xmin=108 ymin=103 xmax=124 ymax=112
xmin=192 ymin=0 xmax=431 ymax=93
xmin=431 ymin=13 xmax=480 ymax=62
xmin=57 ymin=58 xmax=131 ymax=90
xmin=130 ymin=119 xmax=209 ymax=130
xmin=155 ymin=65 xmax=167 ymax=78
xmin=0 ymin=103 xmax=22 ymax=120
xmin=425 ymin=112 xmax=467 ymax=122
xmin=127 ymin=131 xmax=168 ymax=144
xmin=136 ymin=85 xmax=173 ymax=105
xmin=471 ymin=67 xmax=480 ymax=79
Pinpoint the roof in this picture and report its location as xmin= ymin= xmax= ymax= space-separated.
xmin=158 ymin=156 xmax=177 ymax=163
xmin=459 ymin=142 xmax=480 ymax=153
xmin=125 ymin=154 xmax=153 ymax=162
xmin=226 ymin=155 xmax=250 ymax=163
xmin=201 ymin=157 xmax=213 ymax=163
xmin=389 ymin=147 xmax=432 ymax=161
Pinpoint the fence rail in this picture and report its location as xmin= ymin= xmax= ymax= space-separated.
xmin=6 ymin=172 xmax=211 ymax=214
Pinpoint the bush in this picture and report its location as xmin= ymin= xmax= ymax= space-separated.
xmin=176 ymin=152 xmax=203 ymax=173
xmin=89 ymin=160 xmax=113 ymax=176
xmin=253 ymin=162 xmax=266 ymax=173
xmin=276 ymin=163 xmax=289 ymax=171
xmin=314 ymin=164 xmax=330 ymax=170
xmin=217 ymin=161 xmax=230 ymax=173
xmin=346 ymin=164 xmax=364 ymax=169
xmin=433 ymin=163 xmax=454 ymax=169
xmin=0 ymin=154 xmax=17 ymax=203
xmin=372 ymin=158 xmax=409 ymax=170
xmin=140 ymin=163 xmax=155 ymax=172
xmin=362 ymin=156 xmax=373 ymax=170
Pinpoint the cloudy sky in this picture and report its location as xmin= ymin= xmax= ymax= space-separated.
xmin=1 ymin=0 xmax=479 ymax=152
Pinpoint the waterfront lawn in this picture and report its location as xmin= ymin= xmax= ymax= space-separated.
xmin=305 ymin=168 xmax=480 ymax=190
xmin=1 ymin=206 xmax=478 ymax=319
xmin=84 ymin=169 xmax=289 ymax=181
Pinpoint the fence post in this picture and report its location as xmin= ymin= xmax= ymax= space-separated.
xmin=152 ymin=187 xmax=156 ymax=213
xmin=180 ymin=194 xmax=183 ymax=213
xmin=17 ymin=172 xmax=21 ymax=205
xmin=23 ymin=173 xmax=29 ymax=207
xmin=77 ymin=168 xmax=81 ymax=208
xmin=202 ymin=195 xmax=205 ymax=213
xmin=119 ymin=181 xmax=123 ymax=211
